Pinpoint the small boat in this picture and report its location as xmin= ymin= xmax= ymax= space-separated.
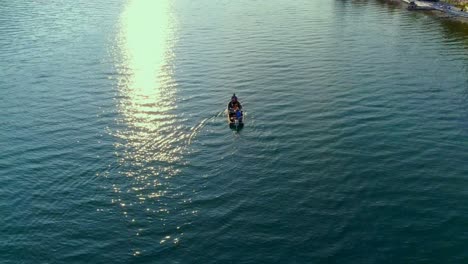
xmin=227 ymin=94 xmax=244 ymax=129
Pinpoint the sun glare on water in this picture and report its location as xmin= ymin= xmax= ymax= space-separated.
xmin=110 ymin=0 xmax=187 ymax=251
xmin=115 ymin=0 xmax=181 ymax=164
xmin=120 ymin=0 xmax=173 ymax=97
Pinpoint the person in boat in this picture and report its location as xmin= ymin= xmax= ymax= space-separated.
xmin=236 ymin=109 xmax=242 ymax=120
xmin=228 ymin=94 xmax=242 ymax=112
xmin=228 ymin=94 xmax=242 ymax=122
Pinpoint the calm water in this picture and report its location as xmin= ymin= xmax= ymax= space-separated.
xmin=1 ymin=0 xmax=468 ymax=263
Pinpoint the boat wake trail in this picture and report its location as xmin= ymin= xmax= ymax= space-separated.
xmin=187 ymin=110 xmax=225 ymax=145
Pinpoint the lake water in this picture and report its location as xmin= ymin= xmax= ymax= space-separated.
xmin=1 ymin=0 xmax=468 ymax=263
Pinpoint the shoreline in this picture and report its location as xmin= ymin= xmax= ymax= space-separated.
xmin=399 ymin=0 xmax=468 ymax=23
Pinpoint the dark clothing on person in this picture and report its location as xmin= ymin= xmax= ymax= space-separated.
xmin=228 ymin=101 xmax=242 ymax=111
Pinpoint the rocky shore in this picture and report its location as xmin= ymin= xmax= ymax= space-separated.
xmin=401 ymin=0 xmax=468 ymax=22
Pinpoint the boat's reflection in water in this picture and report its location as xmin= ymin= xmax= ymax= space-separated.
xmin=111 ymin=0 xmax=187 ymax=250
xmin=229 ymin=123 xmax=245 ymax=131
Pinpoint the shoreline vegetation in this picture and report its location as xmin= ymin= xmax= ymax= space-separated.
xmin=397 ymin=0 xmax=468 ymax=22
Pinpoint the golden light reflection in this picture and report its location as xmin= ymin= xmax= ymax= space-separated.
xmin=120 ymin=0 xmax=173 ymax=99
xmin=115 ymin=0 xmax=183 ymax=165
xmin=111 ymin=1 xmax=187 ymax=249
xmin=112 ymin=0 xmax=186 ymax=246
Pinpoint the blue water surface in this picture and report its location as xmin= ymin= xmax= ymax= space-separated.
xmin=1 ymin=0 xmax=468 ymax=263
